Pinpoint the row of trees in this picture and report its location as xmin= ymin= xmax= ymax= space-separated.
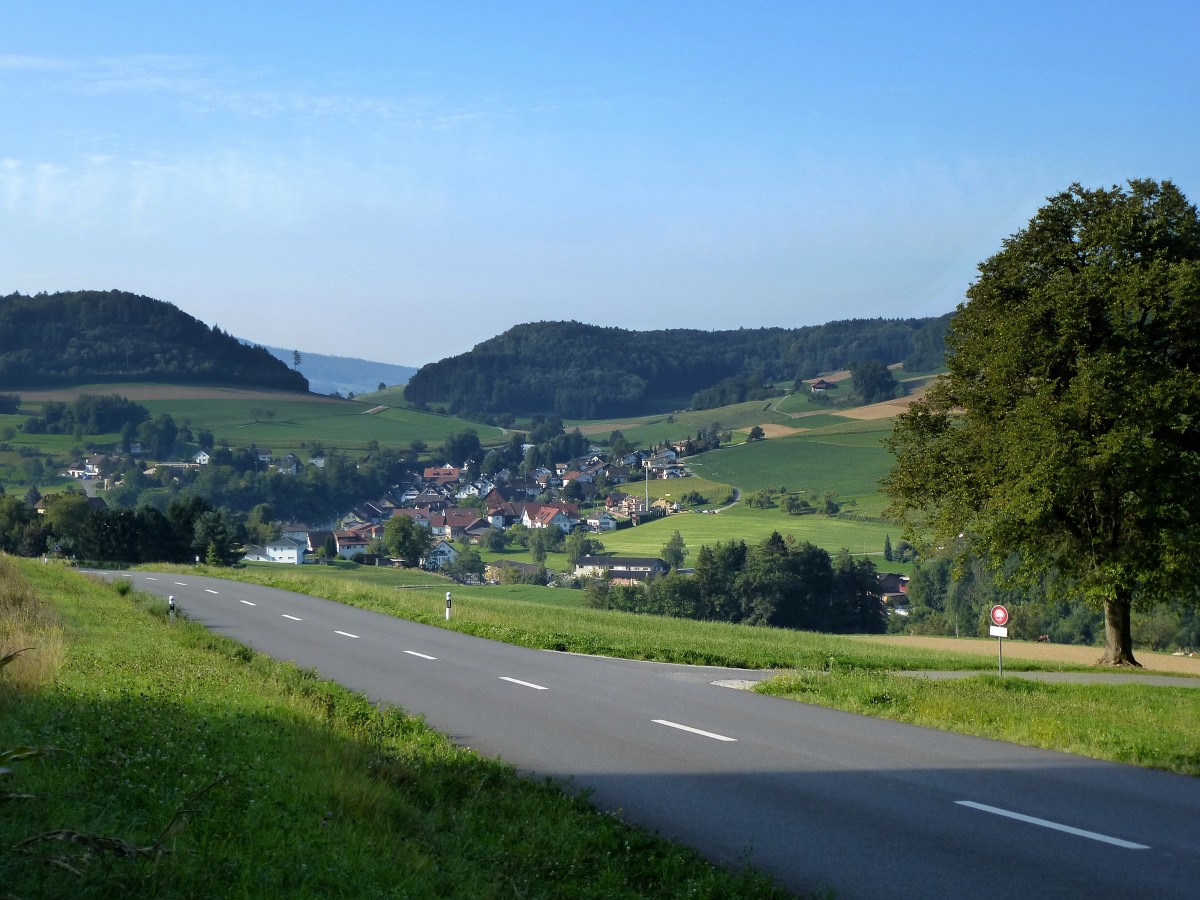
xmin=19 ymin=393 xmax=149 ymax=435
xmin=586 ymin=532 xmax=886 ymax=633
xmin=895 ymin=551 xmax=1200 ymax=651
xmin=690 ymin=374 xmax=785 ymax=411
xmin=0 ymin=490 xmax=240 ymax=565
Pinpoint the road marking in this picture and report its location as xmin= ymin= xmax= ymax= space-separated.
xmin=404 ymin=650 xmax=437 ymax=660
xmin=174 ymin=582 xmax=188 ymax=586
xmin=145 ymin=577 xmax=158 ymax=581
xmin=652 ymin=719 xmax=738 ymax=742
xmin=281 ymin=614 xmax=302 ymax=621
xmin=500 ymin=676 xmax=548 ymax=691
xmin=955 ymin=801 xmax=1149 ymax=849
xmin=335 ymin=630 xmax=360 ymax=639
xmin=120 ymin=573 xmax=132 ymax=577
xmin=239 ymin=600 xmax=256 ymax=606
xmin=205 ymin=589 xmax=219 ymax=594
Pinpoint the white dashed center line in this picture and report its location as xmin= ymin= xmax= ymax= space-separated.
xmin=205 ymin=589 xmax=219 ymax=594
xmin=652 ymin=719 xmax=738 ymax=742
xmin=500 ymin=676 xmax=548 ymax=691
xmin=174 ymin=582 xmax=187 ymax=586
xmin=239 ymin=600 xmax=256 ymax=606
xmin=955 ymin=801 xmax=1149 ymax=849
xmin=404 ymin=650 xmax=437 ymax=660
xmin=335 ymin=631 xmax=360 ymax=639
xmin=281 ymin=614 xmax=302 ymax=622
xmin=145 ymin=577 xmax=158 ymax=581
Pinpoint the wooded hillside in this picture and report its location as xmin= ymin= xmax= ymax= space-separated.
xmin=0 ymin=290 xmax=308 ymax=391
xmin=404 ymin=316 xmax=949 ymax=419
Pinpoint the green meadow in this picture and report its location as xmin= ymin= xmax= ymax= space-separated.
xmin=0 ymin=558 xmax=789 ymax=899
xmin=567 ymin=399 xmax=795 ymax=448
xmin=591 ymin=505 xmax=894 ymax=563
xmin=684 ymin=419 xmax=896 ymax=498
xmin=138 ymin=398 xmax=505 ymax=454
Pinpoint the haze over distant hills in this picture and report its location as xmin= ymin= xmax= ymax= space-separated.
xmin=260 ymin=345 xmax=418 ymax=397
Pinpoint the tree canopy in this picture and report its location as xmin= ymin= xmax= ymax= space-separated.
xmin=0 ymin=289 xmax=308 ymax=391
xmin=884 ymin=179 xmax=1200 ymax=666
xmin=404 ymin=317 xmax=949 ymax=419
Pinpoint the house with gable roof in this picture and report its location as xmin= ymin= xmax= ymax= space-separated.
xmin=574 ymin=555 xmax=668 ymax=584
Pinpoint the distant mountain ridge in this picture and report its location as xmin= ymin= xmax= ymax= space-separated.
xmin=0 ymin=289 xmax=308 ymax=392
xmin=259 ymin=346 xmax=418 ymax=397
xmin=404 ymin=316 xmax=950 ymax=419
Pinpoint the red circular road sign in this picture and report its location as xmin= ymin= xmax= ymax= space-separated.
xmin=990 ymin=605 xmax=1010 ymax=627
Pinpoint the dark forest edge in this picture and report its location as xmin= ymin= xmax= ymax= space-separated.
xmin=0 ymin=289 xmax=308 ymax=392
xmin=404 ymin=316 xmax=951 ymax=419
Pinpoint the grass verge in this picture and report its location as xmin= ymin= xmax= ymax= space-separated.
xmin=757 ymin=669 xmax=1200 ymax=775
xmin=0 ymin=560 xmax=790 ymax=899
xmin=145 ymin=563 xmax=1064 ymax=671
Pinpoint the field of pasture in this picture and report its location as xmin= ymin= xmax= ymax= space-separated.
xmin=3 ymin=383 xmax=503 ymax=456
xmin=597 ymin=504 xmax=896 ymax=562
xmin=684 ymin=418 xmax=896 ymax=498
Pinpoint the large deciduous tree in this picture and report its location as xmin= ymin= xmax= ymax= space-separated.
xmin=383 ymin=516 xmax=434 ymax=568
xmin=884 ymin=180 xmax=1200 ymax=666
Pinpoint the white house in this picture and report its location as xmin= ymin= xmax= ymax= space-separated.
xmin=264 ymin=536 xmax=305 ymax=564
xmin=193 ymin=450 xmax=211 ymax=465
xmin=586 ymin=511 xmax=618 ymax=532
xmin=242 ymin=536 xmax=305 ymax=565
xmin=522 ymin=506 xmax=573 ymax=533
xmin=334 ymin=531 xmax=370 ymax=559
xmin=574 ymin=555 xmax=669 ymax=583
xmin=422 ymin=539 xmax=460 ymax=571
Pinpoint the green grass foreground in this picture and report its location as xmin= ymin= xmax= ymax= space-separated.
xmin=0 ymin=561 xmax=791 ymax=899
xmin=758 ymin=670 xmax=1200 ymax=775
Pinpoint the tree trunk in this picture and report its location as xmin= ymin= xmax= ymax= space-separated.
xmin=1099 ymin=591 xmax=1141 ymax=667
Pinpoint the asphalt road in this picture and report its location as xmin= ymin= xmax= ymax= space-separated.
xmin=97 ymin=570 xmax=1200 ymax=899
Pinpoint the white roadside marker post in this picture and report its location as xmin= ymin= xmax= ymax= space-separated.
xmin=445 ymin=591 xmax=452 ymax=621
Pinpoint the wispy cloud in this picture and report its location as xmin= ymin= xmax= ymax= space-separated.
xmin=1 ymin=53 xmax=502 ymax=129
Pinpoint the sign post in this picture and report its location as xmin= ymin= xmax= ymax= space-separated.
xmin=989 ymin=605 xmax=1009 ymax=676
xmin=445 ymin=591 xmax=452 ymax=621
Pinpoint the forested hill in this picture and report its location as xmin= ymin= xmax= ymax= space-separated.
xmin=0 ymin=290 xmax=308 ymax=392
xmin=404 ymin=315 xmax=950 ymax=419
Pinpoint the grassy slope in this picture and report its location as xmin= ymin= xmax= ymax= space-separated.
xmin=0 ymin=560 xmax=789 ymax=899
xmin=0 ymin=388 xmax=506 ymax=491
xmin=685 ymin=420 xmax=896 ymax=498
xmin=595 ymin=504 xmax=895 ymax=562
xmin=139 ymin=396 xmax=505 ymax=453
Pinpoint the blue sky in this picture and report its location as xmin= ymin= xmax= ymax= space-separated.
xmin=3 ymin=2 xmax=1198 ymax=366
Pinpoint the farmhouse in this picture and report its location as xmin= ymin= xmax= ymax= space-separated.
xmin=574 ymin=555 xmax=669 ymax=584
xmin=242 ymin=536 xmax=305 ymax=565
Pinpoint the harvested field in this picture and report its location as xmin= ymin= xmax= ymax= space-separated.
xmin=837 ymin=385 xmax=928 ymax=420
xmin=752 ymin=423 xmax=803 ymax=438
xmin=576 ymin=422 xmax=643 ymax=436
xmin=849 ymin=634 xmax=1200 ymax=676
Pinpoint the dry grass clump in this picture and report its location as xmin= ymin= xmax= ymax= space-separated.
xmin=0 ymin=556 xmax=64 ymax=694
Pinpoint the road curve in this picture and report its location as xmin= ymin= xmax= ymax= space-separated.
xmin=97 ymin=570 xmax=1200 ymax=899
